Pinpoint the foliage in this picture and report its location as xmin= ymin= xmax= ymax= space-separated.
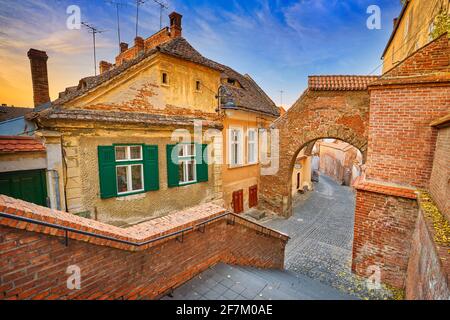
xmin=430 ymin=11 xmax=450 ymax=40
xmin=419 ymin=192 xmax=450 ymax=248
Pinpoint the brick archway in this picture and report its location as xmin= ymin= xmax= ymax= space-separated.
xmin=260 ymin=84 xmax=372 ymax=217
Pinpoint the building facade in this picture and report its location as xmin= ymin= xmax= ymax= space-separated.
xmin=382 ymin=0 xmax=449 ymax=73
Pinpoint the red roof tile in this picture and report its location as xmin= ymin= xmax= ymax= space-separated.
xmin=308 ymin=75 xmax=379 ymax=91
xmin=0 ymin=136 xmax=46 ymax=153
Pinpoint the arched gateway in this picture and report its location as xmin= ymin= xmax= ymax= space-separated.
xmin=259 ymin=76 xmax=378 ymax=217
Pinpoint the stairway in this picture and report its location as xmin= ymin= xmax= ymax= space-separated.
xmin=163 ymin=263 xmax=357 ymax=300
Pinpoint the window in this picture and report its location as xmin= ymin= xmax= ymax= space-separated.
xmin=247 ymin=128 xmax=258 ymax=164
xmin=229 ymin=128 xmax=243 ymax=166
xmin=166 ymin=144 xmax=208 ymax=188
xmin=162 ymin=72 xmax=168 ymax=85
xmin=178 ymin=144 xmax=196 ymax=185
xmin=97 ymin=145 xmax=159 ymax=199
xmin=195 ymin=80 xmax=201 ymax=91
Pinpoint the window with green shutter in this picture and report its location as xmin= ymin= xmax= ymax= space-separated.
xmin=166 ymin=143 xmax=208 ymax=188
xmin=98 ymin=144 xmax=159 ymax=199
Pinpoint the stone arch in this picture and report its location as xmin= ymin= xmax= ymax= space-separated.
xmin=259 ymin=89 xmax=370 ymax=217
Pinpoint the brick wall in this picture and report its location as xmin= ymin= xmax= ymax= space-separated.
xmin=352 ymin=189 xmax=418 ymax=289
xmin=0 ymin=196 xmax=288 ymax=300
xmin=367 ymin=85 xmax=450 ymax=188
xmin=405 ymin=208 xmax=450 ymax=300
xmin=429 ymin=125 xmax=450 ymax=220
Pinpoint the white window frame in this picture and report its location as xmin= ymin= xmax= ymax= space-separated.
xmin=179 ymin=144 xmax=197 ymax=185
xmin=116 ymin=163 xmax=145 ymax=195
xmin=247 ymin=128 xmax=258 ymax=165
xmin=115 ymin=145 xmax=143 ymax=162
xmin=228 ymin=127 xmax=244 ymax=167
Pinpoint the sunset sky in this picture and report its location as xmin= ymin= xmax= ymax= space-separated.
xmin=0 ymin=0 xmax=402 ymax=108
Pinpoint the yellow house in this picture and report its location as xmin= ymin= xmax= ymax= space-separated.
xmin=219 ymin=69 xmax=279 ymax=213
xmin=382 ymin=0 xmax=449 ymax=73
xmin=291 ymin=149 xmax=312 ymax=197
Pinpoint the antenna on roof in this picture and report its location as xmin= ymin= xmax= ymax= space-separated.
xmin=135 ymin=0 xmax=146 ymax=38
xmin=279 ymin=90 xmax=284 ymax=107
xmin=106 ymin=1 xmax=129 ymax=51
xmin=152 ymin=0 xmax=169 ymax=29
xmin=81 ymin=22 xmax=107 ymax=76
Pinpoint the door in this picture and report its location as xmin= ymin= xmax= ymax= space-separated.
xmin=249 ymin=185 xmax=258 ymax=208
xmin=296 ymin=173 xmax=301 ymax=190
xmin=232 ymin=189 xmax=244 ymax=214
xmin=0 ymin=169 xmax=48 ymax=206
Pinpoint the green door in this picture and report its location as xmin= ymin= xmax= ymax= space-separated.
xmin=0 ymin=169 xmax=48 ymax=207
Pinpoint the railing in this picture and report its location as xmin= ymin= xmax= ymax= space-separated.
xmin=0 ymin=210 xmax=287 ymax=248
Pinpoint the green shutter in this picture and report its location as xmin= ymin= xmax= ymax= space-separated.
xmin=98 ymin=146 xmax=117 ymax=199
xmin=143 ymin=145 xmax=159 ymax=191
xmin=196 ymin=143 xmax=208 ymax=183
xmin=166 ymin=144 xmax=179 ymax=188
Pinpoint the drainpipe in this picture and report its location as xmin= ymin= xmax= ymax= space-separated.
xmin=47 ymin=169 xmax=61 ymax=210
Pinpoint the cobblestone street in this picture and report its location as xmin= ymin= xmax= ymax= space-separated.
xmin=262 ymin=174 xmax=397 ymax=300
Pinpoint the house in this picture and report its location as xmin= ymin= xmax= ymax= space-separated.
xmin=291 ymin=148 xmax=312 ymax=197
xmin=24 ymin=12 xmax=278 ymax=224
xmin=0 ymin=104 xmax=36 ymax=135
xmin=382 ymin=0 xmax=449 ymax=73
xmin=317 ymin=139 xmax=362 ymax=186
xmin=219 ymin=69 xmax=279 ymax=213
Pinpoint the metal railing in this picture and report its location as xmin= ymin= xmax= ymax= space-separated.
xmin=0 ymin=210 xmax=286 ymax=248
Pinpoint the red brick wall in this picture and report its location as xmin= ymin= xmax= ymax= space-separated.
xmin=429 ymin=126 xmax=450 ymax=220
xmin=0 ymin=219 xmax=286 ymax=300
xmin=367 ymin=85 xmax=450 ymax=188
xmin=406 ymin=209 xmax=450 ymax=300
xmin=0 ymin=196 xmax=287 ymax=300
xmin=352 ymin=190 xmax=418 ymax=288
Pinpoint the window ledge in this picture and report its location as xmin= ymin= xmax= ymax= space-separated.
xmin=228 ymin=163 xmax=259 ymax=169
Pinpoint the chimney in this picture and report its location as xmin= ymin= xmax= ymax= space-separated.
xmin=99 ymin=60 xmax=113 ymax=74
xmin=120 ymin=42 xmax=129 ymax=53
xmin=169 ymin=12 xmax=182 ymax=38
xmin=27 ymin=49 xmax=50 ymax=108
xmin=134 ymin=36 xmax=144 ymax=52
xmin=393 ymin=17 xmax=398 ymax=28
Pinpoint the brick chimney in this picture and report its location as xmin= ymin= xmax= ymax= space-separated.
xmin=169 ymin=12 xmax=182 ymax=38
xmin=119 ymin=42 xmax=129 ymax=53
xmin=27 ymin=49 xmax=50 ymax=107
xmin=99 ymin=61 xmax=113 ymax=74
xmin=393 ymin=17 xmax=398 ymax=28
xmin=134 ymin=36 xmax=144 ymax=52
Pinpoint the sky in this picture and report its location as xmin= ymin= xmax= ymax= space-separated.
xmin=0 ymin=0 xmax=402 ymax=108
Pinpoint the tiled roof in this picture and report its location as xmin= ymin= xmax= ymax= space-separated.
xmin=308 ymin=76 xmax=379 ymax=91
xmin=0 ymin=136 xmax=46 ymax=153
xmin=30 ymin=108 xmax=223 ymax=129
xmin=0 ymin=106 xmax=33 ymax=122
xmin=52 ymin=37 xmax=279 ymax=118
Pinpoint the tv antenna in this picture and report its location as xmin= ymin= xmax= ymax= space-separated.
xmin=135 ymin=0 xmax=146 ymax=38
xmin=106 ymin=1 xmax=129 ymax=48
xmin=81 ymin=22 xmax=106 ymax=76
xmin=152 ymin=0 xmax=169 ymax=29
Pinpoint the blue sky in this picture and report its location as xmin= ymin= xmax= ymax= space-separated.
xmin=0 ymin=0 xmax=402 ymax=107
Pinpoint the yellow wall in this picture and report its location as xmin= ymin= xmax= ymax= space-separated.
xmin=291 ymin=150 xmax=312 ymax=197
xmin=221 ymin=109 xmax=275 ymax=212
xmin=383 ymin=0 xmax=449 ymax=73
xmin=64 ymin=53 xmax=221 ymax=118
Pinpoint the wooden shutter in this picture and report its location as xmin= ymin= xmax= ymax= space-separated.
xmin=143 ymin=145 xmax=159 ymax=191
xmin=232 ymin=189 xmax=244 ymax=214
xmin=196 ymin=143 xmax=208 ymax=183
xmin=166 ymin=144 xmax=179 ymax=188
xmin=249 ymin=185 xmax=258 ymax=208
xmin=98 ymin=146 xmax=117 ymax=199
